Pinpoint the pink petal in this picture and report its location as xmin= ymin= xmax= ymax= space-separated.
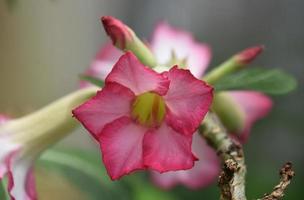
xmin=228 ymin=91 xmax=272 ymax=142
xmin=0 ymin=114 xmax=10 ymax=125
xmin=164 ymin=67 xmax=213 ymax=135
xmin=106 ymin=52 xmax=170 ymax=95
xmin=150 ymin=22 xmax=211 ymax=78
xmin=80 ymin=43 xmax=122 ymax=87
xmin=73 ymin=82 xmax=135 ymax=139
xmin=7 ymin=152 xmax=37 ymax=200
xmin=99 ymin=117 xmax=146 ymax=180
xmin=143 ymin=123 xmax=197 ymax=173
xmin=151 ymin=132 xmax=220 ymax=189
xmin=0 ymin=140 xmax=19 ymax=178
xmin=0 ymin=116 xmax=19 ymax=178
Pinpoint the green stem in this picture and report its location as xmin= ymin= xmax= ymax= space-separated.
xmin=126 ymin=37 xmax=157 ymax=68
xmin=203 ymin=58 xmax=241 ymax=84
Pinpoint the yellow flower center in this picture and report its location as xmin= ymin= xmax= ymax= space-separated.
xmin=131 ymin=92 xmax=166 ymax=127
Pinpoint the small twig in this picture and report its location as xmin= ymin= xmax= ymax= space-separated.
xmin=259 ymin=162 xmax=295 ymax=200
xmin=199 ymin=112 xmax=247 ymax=200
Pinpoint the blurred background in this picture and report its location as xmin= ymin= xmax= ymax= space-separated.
xmin=0 ymin=0 xmax=303 ymax=199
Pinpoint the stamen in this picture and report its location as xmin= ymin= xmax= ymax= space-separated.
xmin=131 ymin=92 xmax=166 ymax=127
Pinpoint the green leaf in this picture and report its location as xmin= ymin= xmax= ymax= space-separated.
xmin=130 ymin=177 xmax=175 ymax=200
xmin=213 ymin=68 xmax=297 ymax=95
xmin=37 ymin=148 xmax=130 ymax=200
xmin=79 ymin=75 xmax=104 ymax=87
xmin=0 ymin=179 xmax=9 ymax=200
xmin=37 ymin=148 xmax=176 ymax=200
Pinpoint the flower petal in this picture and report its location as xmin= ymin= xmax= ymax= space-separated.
xmin=73 ymin=82 xmax=135 ymax=139
xmin=0 ymin=140 xmax=19 ymax=178
xmin=0 ymin=115 xmax=10 ymax=125
xmin=143 ymin=123 xmax=196 ymax=173
xmin=7 ymin=153 xmax=37 ymax=200
xmin=164 ymin=67 xmax=213 ymax=135
xmin=106 ymin=52 xmax=170 ymax=95
xmin=80 ymin=43 xmax=122 ymax=87
xmin=0 ymin=116 xmax=19 ymax=178
xmin=228 ymin=91 xmax=272 ymax=142
xmin=99 ymin=117 xmax=146 ymax=180
xmin=150 ymin=22 xmax=211 ymax=78
xmin=151 ymin=132 xmax=219 ymax=189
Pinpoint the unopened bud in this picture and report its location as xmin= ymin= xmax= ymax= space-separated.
xmin=101 ymin=16 xmax=157 ymax=67
xmin=235 ymin=45 xmax=264 ymax=65
xmin=101 ymin=16 xmax=133 ymax=49
xmin=203 ymin=45 xmax=264 ymax=84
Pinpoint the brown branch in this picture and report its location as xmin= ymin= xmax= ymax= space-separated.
xmin=199 ymin=112 xmax=295 ymax=200
xmin=259 ymin=162 xmax=295 ymax=200
xmin=199 ymin=112 xmax=247 ymax=200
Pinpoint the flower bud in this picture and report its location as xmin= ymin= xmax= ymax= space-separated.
xmin=101 ymin=16 xmax=157 ymax=67
xmin=234 ymin=45 xmax=264 ymax=65
xmin=101 ymin=16 xmax=133 ymax=50
xmin=203 ymin=45 xmax=264 ymax=84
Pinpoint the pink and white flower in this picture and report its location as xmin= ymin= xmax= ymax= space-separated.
xmin=81 ymin=18 xmax=272 ymax=189
xmin=150 ymin=22 xmax=211 ymax=78
xmin=80 ymin=43 xmax=122 ymax=88
xmin=73 ymin=52 xmax=213 ymax=180
xmin=0 ymin=115 xmax=37 ymax=200
xmin=0 ymin=87 xmax=97 ymax=200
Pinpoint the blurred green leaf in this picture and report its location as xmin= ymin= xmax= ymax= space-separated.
xmin=0 ymin=179 xmax=9 ymax=200
xmin=79 ymin=75 xmax=104 ymax=87
xmin=124 ymin=174 xmax=175 ymax=200
xmin=213 ymin=68 xmax=297 ymax=95
xmin=37 ymin=148 xmax=177 ymax=200
xmin=37 ymin=148 xmax=130 ymax=200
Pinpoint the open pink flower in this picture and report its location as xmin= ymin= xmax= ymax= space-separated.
xmin=81 ymin=18 xmax=272 ymax=188
xmin=150 ymin=22 xmax=211 ymax=78
xmin=73 ymin=52 xmax=213 ymax=180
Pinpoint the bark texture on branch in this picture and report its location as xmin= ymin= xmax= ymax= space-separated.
xmin=199 ymin=112 xmax=295 ymax=200
xmin=259 ymin=162 xmax=295 ymax=200
xmin=199 ymin=112 xmax=247 ymax=200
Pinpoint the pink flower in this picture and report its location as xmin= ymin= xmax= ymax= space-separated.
xmin=151 ymin=133 xmax=220 ymax=189
xmin=225 ymin=91 xmax=272 ymax=143
xmin=80 ymin=43 xmax=122 ymax=88
xmin=73 ymin=52 xmax=213 ymax=180
xmin=81 ymin=19 xmax=272 ymax=188
xmin=0 ymin=87 xmax=97 ymax=199
xmin=149 ymin=22 xmax=272 ymax=189
xmin=150 ymin=22 xmax=211 ymax=78
xmin=0 ymin=115 xmax=37 ymax=200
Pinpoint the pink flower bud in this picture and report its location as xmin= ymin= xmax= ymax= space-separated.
xmin=101 ymin=16 xmax=133 ymax=49
xmin=235 ymin=45 xmax=264 ymax=64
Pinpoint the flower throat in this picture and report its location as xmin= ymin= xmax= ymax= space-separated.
xmin=131 ymin=92 xmax=166 ymax=127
